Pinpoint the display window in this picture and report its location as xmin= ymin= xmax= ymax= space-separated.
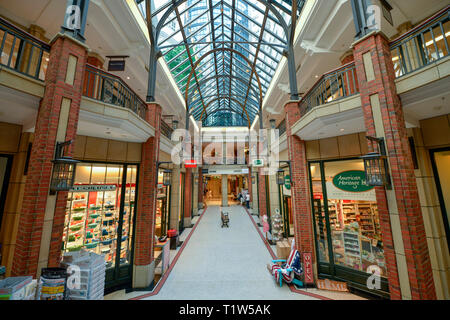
xmin=0 ymin=155 xmax=13 ymax=233
xmin=430 ymin=148 xmax=450 ymax=251
xmin=309 ymin=159 xmax=388 ymax=295
xmin=156 ymin=169 xmax=171 ymax=238
xmin=62 ymin=163 xmax=137 ymax=271
xmin=279 ymin=167 xmax=294 ymax=238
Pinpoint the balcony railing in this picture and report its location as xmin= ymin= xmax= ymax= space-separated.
xmin=83 ymin=64 xmax=147 ymax=120
xmin=299 ymin=62 xmax=359 ymax=116
xmin=0 ymin=17 xmax=50 ymax=81
xmin=161 ymin=120 xmax=174 ymax=139
xmin=391 ymin=6 xmax=449 ymax=78
xmin=277 ymin=119 xmax=286 ymax=136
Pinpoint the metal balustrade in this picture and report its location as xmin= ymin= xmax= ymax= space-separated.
xmin=83 ymin=64 xmax=147 ymax=120
xmin=0 ymin=17 xmax=50 ymax=81
xmin=277 ymin=119 xmax=286 ymax=136
xmin=391 ymin=6 xmax=449 ymax=78
xmin=161 ymin=120 xmax=174 ymax=139
xmin=299 ymin=62 xmax=359 ymax=116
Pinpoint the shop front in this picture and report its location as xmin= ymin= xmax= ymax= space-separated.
xmin=156 ymin=168 xmax=171 ymax=239
xmin=308 ymin=158 xmax=389 ymax=297
xmin=278 ymin=166 xmax=294 ymax=238
xmin=62 ymin=162 xmax=138 ymax=290
xmin=430 ymin=148 xmax=450 ymax=250
xmin=0 ymin=155 xmax=13 ymax=233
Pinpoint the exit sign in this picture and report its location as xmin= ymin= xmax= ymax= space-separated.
xmin=253 ymin=159 xmax=264 ymax=167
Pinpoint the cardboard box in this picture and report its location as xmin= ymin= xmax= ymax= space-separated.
xmin=276 ymin=240 xmax=291 ymax=260
xmin=288 ymin=237 xmax=294 ymax=248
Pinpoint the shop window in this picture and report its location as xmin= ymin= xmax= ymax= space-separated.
xmin=324 ymin=160 xmax=386 ymax=277
xmin=309 ymin=163 xmax=330 ymax=264
xmin=62 ymin=163 xmax=137 ymax=270
xmin=156 ymin=169 xmax=170 ymax=238
xmin=430 ymin=148 xmax=450 ymax=251
xmin=310 ymin=159 xmax=387 ymax=289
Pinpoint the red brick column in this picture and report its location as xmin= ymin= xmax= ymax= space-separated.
xmin=353 ymin=33 xmax=435 ymax=299
xmin=257 ymin=169 xmax=267 ymax=218
xmin=285 ymin=102 xmax=315 ymax=259
xmin=134 ymin=103 xmax=161 ymax=268
xmin=12 ymin=35 xmax=87 ymax=277
xmin=184 ymin=168 xmax=192 ymax=220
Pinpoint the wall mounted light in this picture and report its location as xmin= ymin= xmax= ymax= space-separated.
xmin=163 ymin=170 xmax=172 ymax=186
xmin=270 ymin=119 xmax=276 ymax=129
xmin=50 ymin=140 xmax=79 ymax=193
xmin=361 ymin=136 xmax=391 ymax=188
xmin=276 ymin=169 xmax=285 ymax=185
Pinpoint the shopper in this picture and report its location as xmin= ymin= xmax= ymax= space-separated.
xmin=245 ymin=192 xmax=250 ymax=209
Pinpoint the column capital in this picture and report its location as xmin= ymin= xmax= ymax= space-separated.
xmin=49 ymin=32 xmax=90 ymax=51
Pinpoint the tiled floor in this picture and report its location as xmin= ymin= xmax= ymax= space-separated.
xmin=105 ymin=205 xmax=365 ymax=300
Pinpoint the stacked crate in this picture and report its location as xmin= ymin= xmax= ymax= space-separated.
xmin=62 ymin=250 xmax=106 ymax=300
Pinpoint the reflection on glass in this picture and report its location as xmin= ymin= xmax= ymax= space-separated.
xmin=63 ymin=163 xmax=133 ymax=270
xmin=309 ymin=163 xmax=329 ymax=263
xmin=120 ymin=165 xmax=137 ymax=265
xmin=324 ymin=160 xmax=386 ymax=277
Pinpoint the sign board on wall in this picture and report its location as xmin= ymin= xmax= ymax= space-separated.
xmin=62 ymin=0 xmax=90 ymax=41
xmin=206 ymin=168 xmax=249 ymax=175
xmin=326 ymin=170 xmax=376 ymax=201
xmin=70 ymin=185 xmax=116 ymax=192
xmin=302 ymin=252 xmax=314 ymax=284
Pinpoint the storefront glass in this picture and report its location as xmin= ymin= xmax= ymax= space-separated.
xmin=156 ymin=169 xmax=170 ymax=238
xmin=310 ymin=159 xmax=387 ymax=292
xmin=324 ymin=160 xmax=386 ymax=277
xmin=0 ymin=155 xmax=12 ymax=232
xmin=430 ymin=148 xmax=450 ymax=250
xmin=62 ymin=163 xmax=137 ymax=270
xmin=309 ymin=163 xmax=330 ymax=264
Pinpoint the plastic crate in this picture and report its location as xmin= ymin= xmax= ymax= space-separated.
xmin=0 ymin=277 xmax=33 ymax=296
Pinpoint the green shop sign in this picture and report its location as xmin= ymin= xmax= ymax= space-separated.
xmin=332 ymin=170 xmax=374 ymax=192
xmin=284 ymin=175 xmax=291 ymax=190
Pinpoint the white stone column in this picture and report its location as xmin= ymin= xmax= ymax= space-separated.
xmin=222 ymin=174 xmax=228 ymax=207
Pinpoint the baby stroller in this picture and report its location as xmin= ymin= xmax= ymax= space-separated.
xmin=221 ymin=211 xmax=230 ymax=228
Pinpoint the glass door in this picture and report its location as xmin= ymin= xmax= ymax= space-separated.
xmin=179 ymin=173 xmax=185 ymax=233
xmin=0 ymin=155 xmax=13 ymax=233
xmin=63 ymin=163 xmax=138 ymax=290
xmin=430 ymin=148 xmax=450 ymax=251
xmin=309 ymin=159 xmax=389 ymax=296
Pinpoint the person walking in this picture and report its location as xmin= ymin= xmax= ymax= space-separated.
xmin=245 ymin=191 xmax=250 ymax=209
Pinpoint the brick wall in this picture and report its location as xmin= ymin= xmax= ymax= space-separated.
xmin=285 ymin=102 xmax=315 ymax=259
xmin=353 ymin=33 xmax=436 ymax=299
xmin=134 ymin=103 xmax=161 ymax=267
xmin=12 ymin=35 xmax=87 ymax=277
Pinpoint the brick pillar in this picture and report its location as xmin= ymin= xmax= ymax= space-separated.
xmin=184 ymin=167 xmax=193 ymax=226
xmin=353 ymin=33 xmax=436 ymax=300
xmin=285 ymin=102 xmax=315 ymax=259
xmin=11 ymin=34 xmax=88 ymax=277
xmin=133 ymin=103 xmax=161 ymax=288
xmin=257 ymin=170 xmax=267 ymax=218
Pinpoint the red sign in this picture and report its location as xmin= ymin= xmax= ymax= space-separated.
xmin=313 ymin=193 xmax=323 ymax=200
xmin=185 ymin=160 xmax=197 ymax=168
xmin=303 ymin=252 xmax=314 ymax=284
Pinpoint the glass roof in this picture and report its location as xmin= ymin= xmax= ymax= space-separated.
xmin=137 ymin=0 xmax=305 ymax=127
